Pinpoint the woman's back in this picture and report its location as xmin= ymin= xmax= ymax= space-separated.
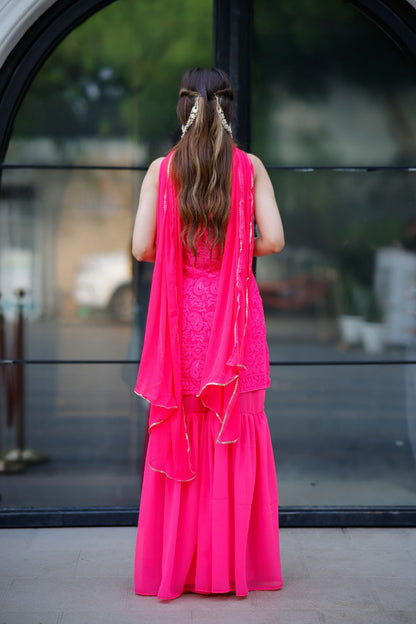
xmin=132 ymin=67 xmax=284 ymax=600
xmin=181 ymin=226 xmax=269 ymax=395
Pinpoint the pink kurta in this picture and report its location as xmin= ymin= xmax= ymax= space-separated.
xmin=181 ymin=232 xmax=270 ymax=395
xmin=134 ymin=147 xmax=283 ymax=599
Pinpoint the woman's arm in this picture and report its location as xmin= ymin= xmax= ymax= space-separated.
xmin=248 ymin=153 xmax=285 ymax=257
xmin=131 ymin=157 xmax=163 ymax=262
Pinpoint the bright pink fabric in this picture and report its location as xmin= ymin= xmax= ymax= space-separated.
xmin=134 ymin=390 xmax=283 ymax=599
xmin=181 ymin=241 xmax=270 ymax=394
xmin=134 ymin=147 xmax=261 ymax=482
xmin=134 ymin=147 xmax=283 ymax=599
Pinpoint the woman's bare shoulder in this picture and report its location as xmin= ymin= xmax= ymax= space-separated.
xmin=148 ymin=156 xmax=165 ymax=174
xmin=143 ymin=156 xmax=165 ymax=184
xmin=247 ymin=152 xmax=266 ymax=177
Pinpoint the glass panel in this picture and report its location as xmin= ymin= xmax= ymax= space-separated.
xmin=1 ymin=360 xmax=415 ymax=507
xmin=267 ymin=364 xmax=416 ymax=506
xmin=253 ymin=0 xmax=416 ymax=166
xmin=0 ymin=168 xmax=149 ymax=507
xmin=258 ymin=170 xmax=416 ymax=363
xmin=0 ymin=0 xmax=213 ymax=508
xmin=0 ymin=364 xmax=148 ymax=507
xmin=0 ymin=168 xmax=144 ymax=359
xmin=253 ymin=0 xmax=416 ymax=507
xmin=6 ymin=0 xmax=213 ymax=165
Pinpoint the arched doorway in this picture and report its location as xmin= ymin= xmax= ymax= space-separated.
xmin=0 ymin=0 xmax=415 ymax=526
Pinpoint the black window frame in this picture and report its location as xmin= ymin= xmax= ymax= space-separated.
xmin=0 ymin=0 xmax=416 ymax=528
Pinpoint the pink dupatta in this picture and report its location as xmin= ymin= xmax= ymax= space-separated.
xmin=134 ymin=147 xmax=255 ymax=482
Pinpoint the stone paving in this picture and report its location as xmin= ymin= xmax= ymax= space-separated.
xmin=0 ymin=526 xmax=415 ymax=623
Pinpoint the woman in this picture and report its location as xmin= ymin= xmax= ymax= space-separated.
xmin=132 ymin=67 xmax=285 ymax=600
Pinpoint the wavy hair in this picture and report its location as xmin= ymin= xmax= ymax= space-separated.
xmin=171 ymin=67 xmax=235 ymax=258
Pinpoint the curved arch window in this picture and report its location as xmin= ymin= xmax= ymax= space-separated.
xmin=0 ymin=0 xmax=415 ymax=520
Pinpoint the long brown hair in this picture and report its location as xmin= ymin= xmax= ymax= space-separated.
xmin=171 ymin=67 xmax=235 ymax=258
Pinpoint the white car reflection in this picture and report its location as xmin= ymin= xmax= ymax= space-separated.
xmin=74 ymin=251 xmax=133 ymax=323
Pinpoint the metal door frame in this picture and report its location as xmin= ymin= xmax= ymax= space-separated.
xmin=0 ymin=0 xmax=416 ymax=528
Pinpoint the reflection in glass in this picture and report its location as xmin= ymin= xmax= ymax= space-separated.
xmin=0 ymin=0 xmax=213 ymax=509
xmin=267 ymin=364 xmax=416 ymax=506
xmin=253 ymin=0 xmax=416 ymax=166
xmin=6 ymin=0 xmax=213 ymax=165
xmin=0 ymin=167 xmax=141 ymax=352
xmin=0 ymin=364 xmax=148 ymax=507
xmin=257 ymin=170 xmax=416 ymax=358
xmin=0 ymin=360 xmax=415 ymax=508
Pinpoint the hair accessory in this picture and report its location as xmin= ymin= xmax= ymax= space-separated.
xmin=181 ymin=95 xmax=200 ymax=137
xmin=215 ymin=95 xmax=233 ymax=137
xmin=180 ymin=92 xmax=233 ymax=138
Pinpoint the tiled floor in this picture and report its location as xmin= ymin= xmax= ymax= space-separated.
xmin=0 ymin=527 xmax=415 ymax=623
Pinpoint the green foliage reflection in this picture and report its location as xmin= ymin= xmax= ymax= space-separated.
xmin=12 ymin=0 xmax=212 ymax=155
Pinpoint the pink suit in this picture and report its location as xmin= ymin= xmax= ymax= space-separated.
xmin=134 ymin=147 xmax=283 ymax=599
